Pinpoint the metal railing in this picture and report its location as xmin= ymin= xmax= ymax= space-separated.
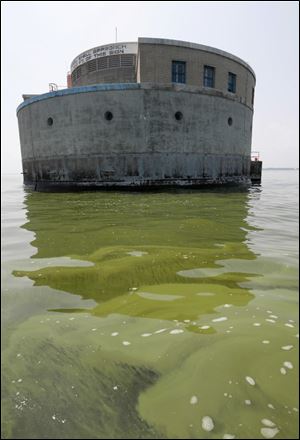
xmin=49 ymin=83 xmax=67 ymax=92
xmin=251 ymin=151 xmax=260 ymax=161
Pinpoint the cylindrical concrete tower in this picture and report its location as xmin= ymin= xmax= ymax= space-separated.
xmin=17 ymin=38 xmax=256 ymax=190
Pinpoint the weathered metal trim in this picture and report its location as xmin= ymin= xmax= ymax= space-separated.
xmin=16 ymin=83 xmax=141 ymax=114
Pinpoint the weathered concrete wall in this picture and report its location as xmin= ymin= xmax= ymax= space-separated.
xmin=17 ymin=83 xmax=253 ymax=189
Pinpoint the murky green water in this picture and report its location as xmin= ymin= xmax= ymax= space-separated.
xmin=1 ymin=171 xmax=299 ymax=439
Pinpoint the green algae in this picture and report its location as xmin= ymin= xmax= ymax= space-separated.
xmin=2 ymin=187 xmax=299 ymax=439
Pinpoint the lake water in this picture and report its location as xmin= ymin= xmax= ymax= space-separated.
xmin=1 ymin=170 xmax=299 ymax=439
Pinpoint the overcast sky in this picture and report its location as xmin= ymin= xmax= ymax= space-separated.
xmin=1 ymin=1 xmax=299 ymax=173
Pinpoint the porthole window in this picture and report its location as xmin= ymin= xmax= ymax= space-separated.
xmin=175 ymin=111 xmax=183 ymax=121
xmin=47 ymin=117 xmax=53 ymax=126
xmin=228 ymin=117 xmax=233 ymax=126
xmin=105 ymin=111 xmax=113 ymax=121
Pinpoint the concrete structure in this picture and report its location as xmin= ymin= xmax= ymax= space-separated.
xmin=17 ymin=38 xmax=258 ymax=190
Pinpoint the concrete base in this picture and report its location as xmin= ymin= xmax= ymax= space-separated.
xmin=25 ymin=176 xmax=251 ymax=192
xmin=17 ymin=83 xmax=254 ymax=191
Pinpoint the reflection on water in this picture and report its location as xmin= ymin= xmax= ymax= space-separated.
xmin=14 ymin=189 xmax=257 ymax=320
xmin=2 ymin=175 xmax=299 ymax=439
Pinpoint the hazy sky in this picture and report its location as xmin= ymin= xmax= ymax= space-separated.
xmin=1 ymin=1 xmax=299 ymax=173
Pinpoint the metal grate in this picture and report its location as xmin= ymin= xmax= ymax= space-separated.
xmin=72 ymin=54 xmax=135 ymax=82
xmin=97 ymin=57 xmax=108 ymax=70
xmin=87 ymin=59 xmax=97 ymax=72
xmin=121 ymin=54 xmax=135 ymax=67
xmin=108 ymin=55 xmax=121 ymax=68
xmin=72 ymin=66 xmax=82 ymax=82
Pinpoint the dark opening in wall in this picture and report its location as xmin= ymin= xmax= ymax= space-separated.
xmin=175 ymin=111 xmax=183 ymax=121
xmin=228 ymin=117 xmax=233 ymax=126
xmin=105 ymin=111 xmax=113 ymax=121
xmin=47 ymin=117 xmax=53 ymax=126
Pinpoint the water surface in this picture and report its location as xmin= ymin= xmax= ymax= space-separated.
xmin=1 ymin=171 xmax=299 ymax=439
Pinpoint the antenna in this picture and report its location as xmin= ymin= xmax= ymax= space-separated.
xmin=115 ymin=27 xmax=117 ymax=43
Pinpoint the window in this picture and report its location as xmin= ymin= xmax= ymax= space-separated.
xmin=172 ymin=61 xmax=186 ymax=84
xmin=228 ymin=72 xmax=236 ymax=93
xmin=203 ymin=65 xmax=215 ymax=88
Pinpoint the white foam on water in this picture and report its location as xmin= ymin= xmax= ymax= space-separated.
xmin=269 ymin=315 xmax=278 ymax=319
xmin=212 ymin=317 xmax=228 ymax=322
xmin=288 ymin=319 xmax=295 ymax=323
xmin=122 ymin=341 xmax=131 ymax=346
xmin=184 ymin=320 xmax=190 ymax=323
xmin=253 ymin=323 xmax=261 ymax=326
xmin=127 ymin=251 xmax=148 ymax=257
xmin=111 ymin=332 xmax=119 ymax=336
xmin=91 ymin=328 xmax=97 ymax=331
xmin=223 ymin=435 xmax=235 ymax=439
xmin=285 ymin=323 xmax=294 ymax=328
xmin=170 ymin=329 xmax=184 ymax=334
xmin=113 ymin=386 xmax=118 ymax=390
xmin=245 ymin=376 xmax=256 ymax=386
xmin=281 ymin=345 xmax=293 ymax=351
xmin=266 ymin=311 xmax=273 ymax=314
xmin=141 ymin=333 xmax=152 ymax=337
xmin=293 ymin=407 xmax=299 ymax=412
xmin=266 ymin=319 xmax=276 ymax=323
xmin=201 ymin=416 xmax=214 ymax=432
xmin=260 ymin=427 xmax=279 ymax=439
xmin=69 ymin=317 xmax=75 ymax=321
xmin=262 ymin=340 xmax=270 ymax=344
xmin=280 ymin=367 xmax=287 ymax=375
xmin=261 ymin=419 xmax=276 ymax=427
xmin=190 ymin=395 xmax=198 ymax=405
xmin=267 ymin=404 xmax=275 ymax=409
xmin=283 ymin=361 xmax=293 ymax=369
xmin=16 ymin=353 xmax=21 ymax=358
xmin=295 ymin=334 xmax=299 ymax=338
xmin=224 ymin=393 xmax=228 ymax=397
xmin=223 ymin=304 xmax=232 ymax=308
xmin=154 ymin=328 xmax=167 ymax=334
xmin=200 ymin=325 xmax=210 ymax=330
xmin=196 ymin=292 xmax=215 ymax=296
xmin=17 ymin=379 xmax=22 ymax=383
xmin=52 ymin=415 xmax=56 ymax=420
xmin=245 ymin=400 xmax=251 ymax=405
